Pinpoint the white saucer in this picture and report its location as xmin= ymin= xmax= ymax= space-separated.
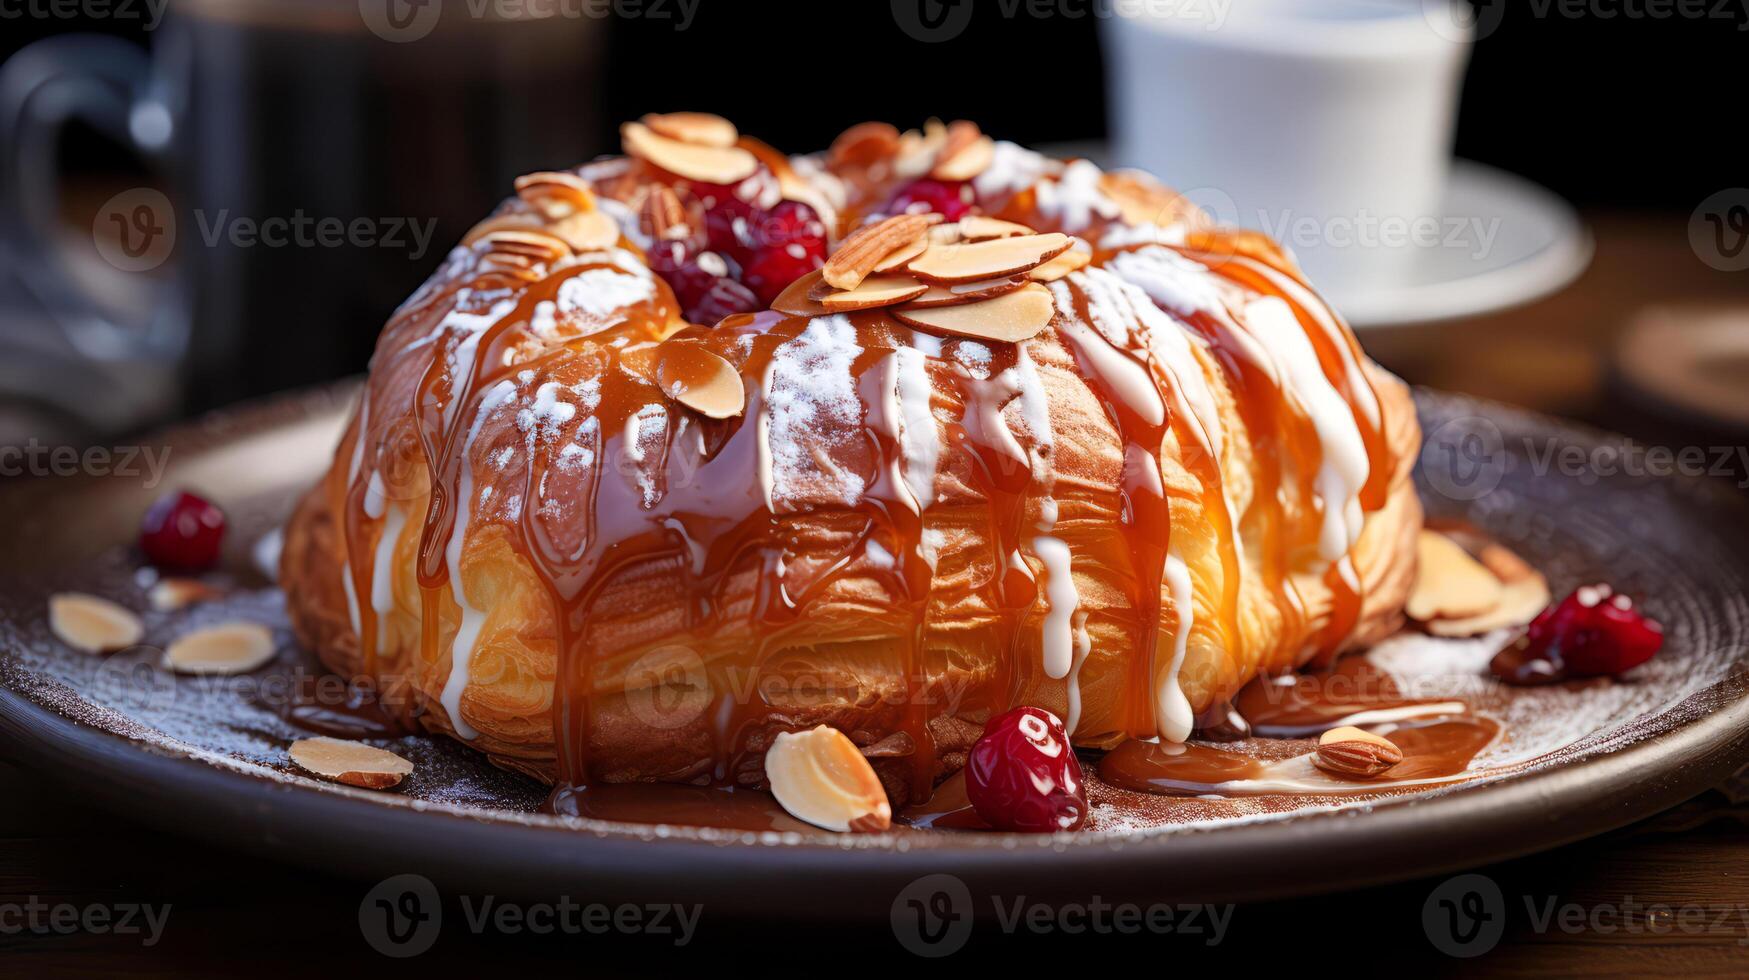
xmin=1330 ymin=160 xmax=1593 ymax=330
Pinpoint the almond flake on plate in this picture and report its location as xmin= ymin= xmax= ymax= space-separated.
xmin=765 ymin=726 xmax=892 ymax=833
xmin=288 ymin=737 xmax=414 ymax=790
xmin=163 ymin=622 xmax=277 ymax=675
xmin=819 ymin=275 xmax=929 ymax=312
xmin=148 ymin=578 xmax=225 ymax=612
xmin=621 ymin=121 xmax=759 ymax=185
xmin=641 ymin=111 xmax=738 ymax=148
xmin=906 ymin=233 xmax=1073 ymax=284
xmin=48 ymin=593 xmax=143 ymax=653
xmin=893 ymin=282 xmax=1056 ymax=343
xmin=1407 ymin=530 xmax=1504 ymax=622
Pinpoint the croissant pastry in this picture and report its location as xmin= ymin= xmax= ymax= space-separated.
xmin=281 ymin=115 xmax=1422 ymax=807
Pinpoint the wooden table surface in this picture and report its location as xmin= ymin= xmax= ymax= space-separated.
xmin=4 ymin=212 xmax=1749 ymax=975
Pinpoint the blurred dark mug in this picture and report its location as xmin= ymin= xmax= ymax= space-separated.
xmin=0 ymin=0 xmax=607 ymax=415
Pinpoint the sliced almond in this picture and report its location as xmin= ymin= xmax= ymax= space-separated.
xmin=764 ymin=726 xmax=892 ymax=833
xmin=930 ymin=122 xmax=993 ymax=182
xmin=894 ymin=119 xmax=948 ymax=179
xmin=772 ymin=270 xmax=831 ymax=317
xmin=658 ymin=345 xmax=744 ymax=419
xmin=1028 ymin=249 xmax=1092 ymax=283
xmin=1100 ymin=170 xmax=1196 ymax=228
xmin=893 ymin=282 xmax=1056 ymax=343
xmin=547 ymin=210 xmax=621 ymax=253
xmin=906 ymin=233 xmax=1073 ymax=284
xmin=1407 ymin=530 xmax=1504 ymax=622
xmin=475 ymin=229 xmax=571 ymax=265
xmin=958 ymin=215 xmax=1034 ymax=241
xmin=1313 ymin=726 xmax=1403 ymax=779
xmin=903 ymin=277 xmax=1027 ymax=309
xmin=829 ymin=121 xmax=901 ymax=169
xmin=462 ymin=212 xmax=543 ymax=246
xmin=1427 ymin=574 xmax=1552 ymax=637
xmin=48 ymin=592 xmax=143 ymax=654
xmin=514 ymin=171 xmax=595 ymax=220
xmin=641 ymin=111 xmax=738 ymax=148
xmin=639 ymin=185 xmax=691 ymax=241
xmin=163 ymin=622 xmax=277 ymax=675
xmin=929 ymin=222 xmax=964 ymax=245
xmin=822 ymin=213 xmax=940 ymax=291
xmin=148 ymin=578 xmax=224 ymax=612
xmin=871 ymin=233 xmax=930 ymax=273
xmin=622 ymin=121 xmax=758 ymax=185
xmin=819 ymin=275 xmax=929 ymax=313
xmin=288 ymin=737 xmax=413 ymax=790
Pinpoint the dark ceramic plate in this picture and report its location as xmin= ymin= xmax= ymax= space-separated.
xmin=2 ymin=384 xmax=1747 ymax=918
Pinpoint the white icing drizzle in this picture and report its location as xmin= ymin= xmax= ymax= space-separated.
xmin=1099 ymin=222 xmax=1188 ymax=250
xmin=1243 ymin=296 xmax=1371 ymax=562
xmin=1047 ymin=281 xmax=1166 ymax=427
xmin=439 ymin=378 xmax=518 ymax=740
xmin=1034 ymin=159 xmax=1118 ymax=232
xmin=370 ymin=503 xmax=406 ymax=651
xmin=1231 ymin=256 xmax=1381 ymax=431
xmin=1063 ymin=611 xmax=1092 ymax=736
xmin=893 ymin=345 xmax=940 ymax=512
xmin=1033 ymin=536 xmax=1079 ymax=680
xmin=972 ymin=140 xmax=1054 ymax=201
xmin=760 ymin=316 xmax=866 ymax=511
xmin=1157 ymin=552 xmax=1197 ymax=743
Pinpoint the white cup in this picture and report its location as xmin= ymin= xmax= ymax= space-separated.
xmin=1103 ymin=0 xmax=1473 ymax=296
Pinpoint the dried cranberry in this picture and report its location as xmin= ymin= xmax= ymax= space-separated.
xmin=1490 ymin=584 xmax=1664 ymax=685
xmin=965 ymin=706 xmax=1087 ymax=833
xmin=886 ymin=178 xmax=975 ymax=221
xmin=703 ymin=195 xmax=760 ymax=261
xmin=741 ymin=243 xmax=824 ymax=307
xmin=685 ymin=276 xmax=759 ymax=325
xmin=746 ymin=201 xmax=826 ymax=254
xmin=140 ymin=490 xmax=226 ymax=572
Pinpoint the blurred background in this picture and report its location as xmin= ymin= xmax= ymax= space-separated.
xmin=1 ymin=0 xmax=1745 ymax=477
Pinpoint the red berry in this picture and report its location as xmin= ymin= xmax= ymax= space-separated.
xmin=140 ymin=490 xmax=226 ymax=572
xmin=741 ymin=243 xmax=824 ymax=307
xmin=703 ymin=195 xmax=760 ymax=262
xmin=886 ymin=178 xmax=975 ymax=221
xmin=1490 ymin=584 xmax=1663 ymax=685
xmin=965 ymin=706 xmax=1087 ymax=833
xmin=685 ymin=276 xmax=759 ymax=325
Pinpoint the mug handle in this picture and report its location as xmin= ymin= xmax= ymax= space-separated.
xmin=0 ymin=34 xmax=182 ymax=363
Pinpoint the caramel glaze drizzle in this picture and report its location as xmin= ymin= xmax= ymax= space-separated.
xmin=330 ymin=139 xmax=1405 ymax=805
